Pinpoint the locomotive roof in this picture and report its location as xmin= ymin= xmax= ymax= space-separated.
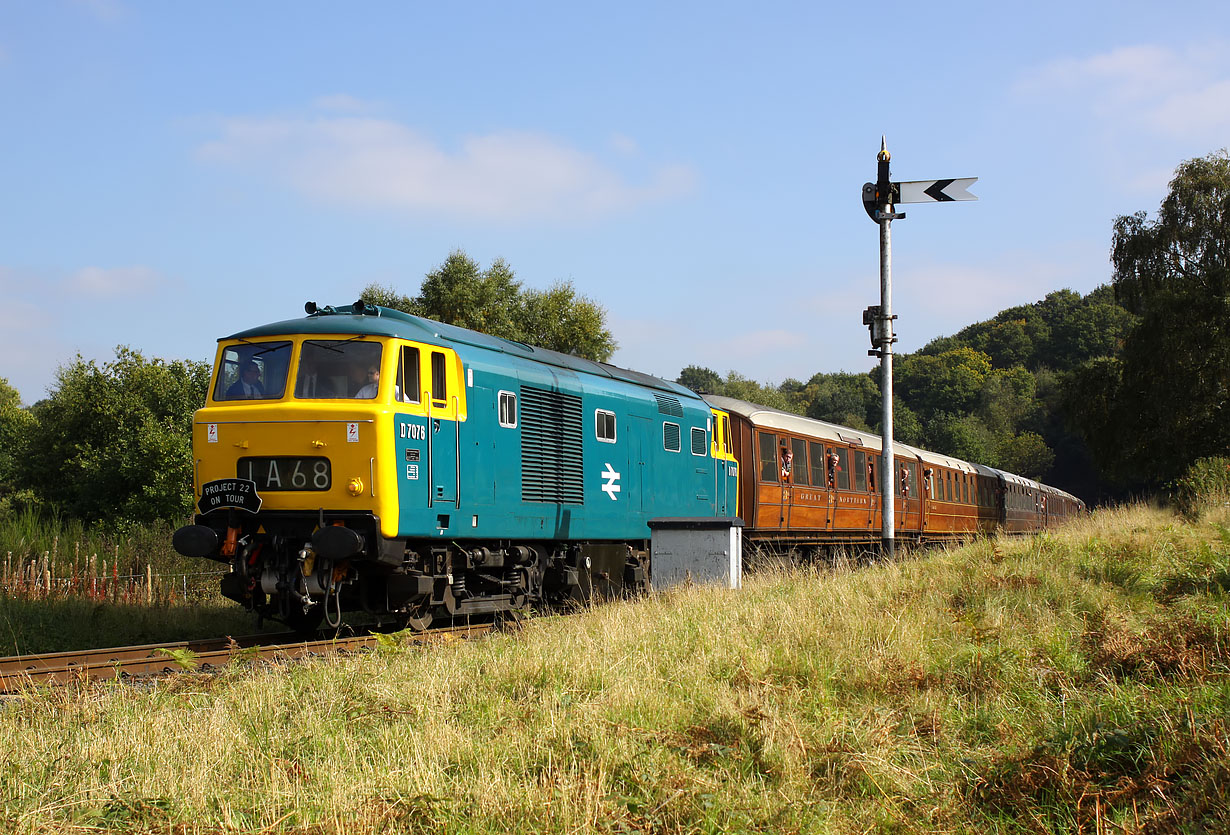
xmin=224 ymin=302 xmax=698 ymax=401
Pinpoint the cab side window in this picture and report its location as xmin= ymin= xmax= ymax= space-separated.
xmin=431 ymin=351 xmax=447 ymax=405
xmin=399 ymin=346 xmax=421 ymax=403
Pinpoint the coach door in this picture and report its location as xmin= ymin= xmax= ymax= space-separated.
xmin=756 ymin=430 xmax=786 ymax=529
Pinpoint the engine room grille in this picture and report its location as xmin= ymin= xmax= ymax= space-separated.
xmin=520 ymin=386 xmax=584 ymax=504
xmin=654 ymin=393 xmax=684 ymax=417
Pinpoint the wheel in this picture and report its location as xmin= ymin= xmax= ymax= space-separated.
xmin=283 ymin=601 xmax=325 ymax=637
xmin=402 ymin=597 xmax=434 ymax=632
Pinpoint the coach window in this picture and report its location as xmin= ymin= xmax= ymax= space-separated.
xmin=853 ymin=450 xmax=867 ymax=491
xmin=790 ymin=438 xmax=809 ymax=485
xmin=596 ymin=409 xmax=616 ymax=443
xmin=867 ymin=456 xmax=877 ymax=492
xmin=397 ymin=346 xmax=421 ymax=403
xmin=758 ymin=432 xmax=779 ymax=482
xmin=498 ymin=391 xmax=517 ymax=428
xmin=834 ymin=448 xmax=850 ymax=490
xmin=809 ymin=442 xmax=826 ymax=486
xmin=896 ymin=460 xmax=916 ymax=499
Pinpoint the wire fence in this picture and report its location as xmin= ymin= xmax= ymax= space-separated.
xmin=2 ymin=550 xmax=229 ymax=606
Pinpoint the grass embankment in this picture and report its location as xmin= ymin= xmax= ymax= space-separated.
xmin=1 ymin=503 xmax=1227 ymax=834
xmin=0 ymin=512 xmax=260 ymax=655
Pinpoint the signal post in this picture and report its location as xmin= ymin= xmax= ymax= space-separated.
xmin=861 ymin=139 xmax=976 ymax=558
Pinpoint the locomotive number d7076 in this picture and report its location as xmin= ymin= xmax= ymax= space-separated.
xmin=237 ymin=456 xmax=331 ymax=491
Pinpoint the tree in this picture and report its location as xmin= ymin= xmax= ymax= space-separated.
xmin=519 ymin=281 xmax=616 ymax=361
xmin=360 ymin=250 xmax=617 ymax=362
xmin=359 ymin=284 xmax=419 ymax=316
xmin=21 ymin=348 xmax=211 ymax=524
xmin=1095 ymin=150 xmax=1230 ymax=484
xmin=0 ymin=378 xmax=35 ymax=513
xmin=895 ymin=347 xmax=993 ymax=421
xmin=805 ymin=371 xmax=879 ymax=431
xmin=995 ymin=431 xmax=1055 ymax=480
xmin=677 ymin=366 xmax=724 ymax=394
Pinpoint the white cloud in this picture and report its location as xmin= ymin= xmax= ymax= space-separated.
xmin=889 ymin=245 xmax=1106 ymax=348
xmin=0 ymin=269 xmax=68 ymax=403
xmin=1016 ymin=42 xmax=1230 ymax=143
xmin=610 ymin=134 xmax=640 ymax=155
xmin=198 ymin=111 xmax=696 ymax=222
xmin=68 ymin=266 xmax=167 ymax=296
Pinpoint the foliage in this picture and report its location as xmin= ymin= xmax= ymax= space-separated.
xmin=922 ymin=286 xmax=1137 ymax=373
xmin=416 ymin=251 xmax=523 ymax=339
xmin=362 ymin=249 xmax=617 ymax=362
xmin=805 ymin=371 xmax=881 ymax=431
xmin=1168 ymin=456 xmax=1230 ymax=520
xmin=0 ymin=378 xmax=36 ymax=515
xmin=676 ymin=365 xmax=724 ymax=394
xmin=18 ymin=347 xmax=210 ymax=524
xmin=675 ymin=366 xmax=800 ymax=413
xmin=1084 ymin=149 xmax=1230 ymax=486
xmin=519 ymin=280 xmax=616 ymax=362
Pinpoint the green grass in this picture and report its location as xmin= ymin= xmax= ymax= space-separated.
xmin=0 ymin=510 xmax=254 ymax=654
xmin=0 ymin=502 xmax=1227 ymax=833
xmin=0 ymin=596 xmax=266 ymax=656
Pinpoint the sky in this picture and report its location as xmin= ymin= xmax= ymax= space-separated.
xmin=2 ymin=1 xmax=1229 ymax=405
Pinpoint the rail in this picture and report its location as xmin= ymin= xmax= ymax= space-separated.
xmin=0 ymin=623 xmax=495 ymax=693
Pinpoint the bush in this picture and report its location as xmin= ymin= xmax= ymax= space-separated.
xmin=1169 ymin=457 xmax=1230 ymax=519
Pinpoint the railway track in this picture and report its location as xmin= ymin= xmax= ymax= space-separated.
xmin=0 ymin=622 xmax=495 ymax=693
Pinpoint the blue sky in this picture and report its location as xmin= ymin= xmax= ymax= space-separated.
xmin=2 ymin=1 xmax=1228 ymax=404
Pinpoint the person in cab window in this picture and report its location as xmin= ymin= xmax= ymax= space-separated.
xmin=227 ymin=361 xmax=264 ymax=399
xmin=780 ymin=446 xmax=793 ymax=482
xmin=900 ymin=466 xmax=910 ymax=498
xmin=827 ymin=450 xmax=839 ymax=487
xmin=355 ymin=366 xmax=380 ymax=399
xmin=923 ymin=468 xmax=934 ymax=497
xmin=867 ymin=461 xmax=876 ymax=491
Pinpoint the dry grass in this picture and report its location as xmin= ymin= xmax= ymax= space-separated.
xmin=0 ymin=502 xmax=1227 ymax=833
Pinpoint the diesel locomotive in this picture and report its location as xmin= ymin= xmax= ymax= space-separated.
xmin=173 ymin=300 xmax=738 ymax=631
xmin=173 ymin=300 xmax=1081 ymax=631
